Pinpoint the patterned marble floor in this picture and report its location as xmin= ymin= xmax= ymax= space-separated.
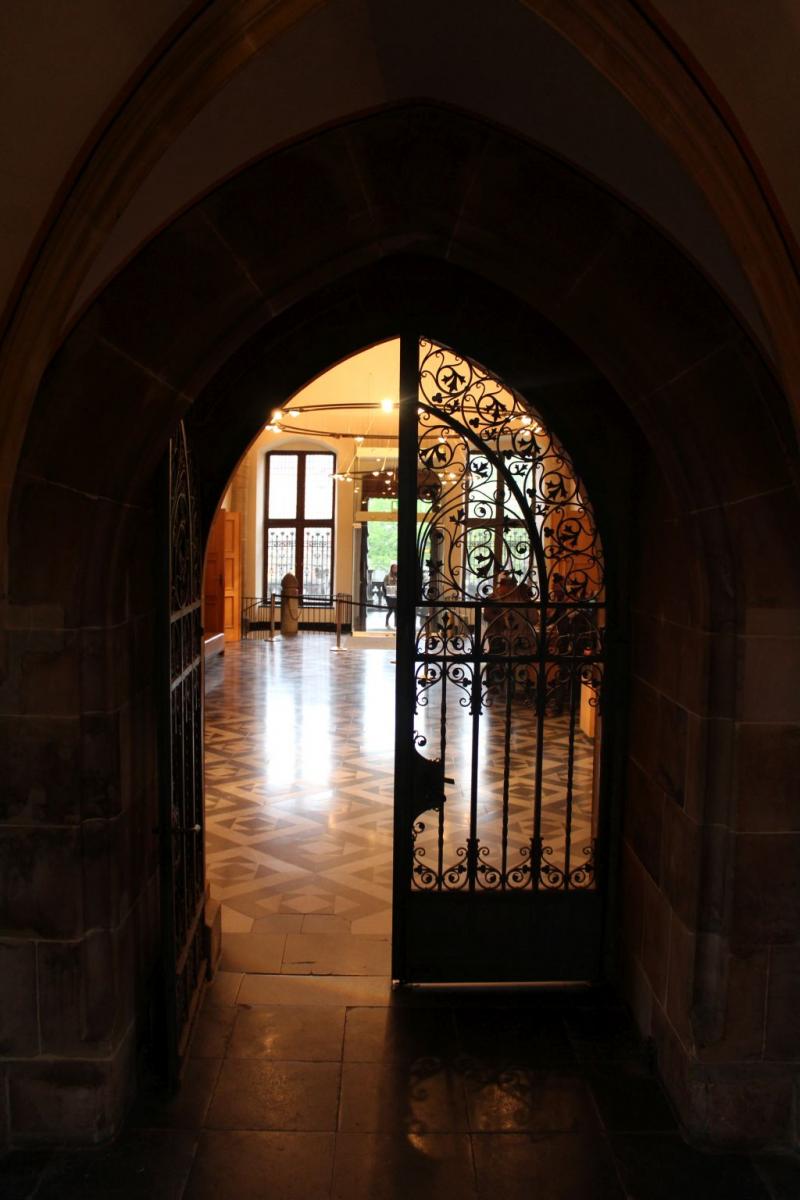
xmin=204 ymin=639 xmax=397 ymax=954
xmin=204 ymin=637 xmax=598 ymax=974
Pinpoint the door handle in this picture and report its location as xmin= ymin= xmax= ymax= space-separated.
xmin=410 ymin=748 xmax=451 ymax=821
xmin=153 ymin=823 xmax=202 ymax=836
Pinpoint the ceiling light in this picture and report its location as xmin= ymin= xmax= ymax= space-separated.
xmin=521 ymin=415 xmax=532 ymax=426
xmin=381 ymin=398 xmax=394 ymax=412
xmin=271 ymin=409 xmax=283 ymax=421
xmin=372 ymin=470 xmax=380 ymax=476
xmin=289 ymin=409 xmax=300 ymax=418
xmin=355 ymin=435 xmax=364 ymax=443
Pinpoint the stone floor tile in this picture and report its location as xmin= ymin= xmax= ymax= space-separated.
xmin=332 ymin=1132 xmax=477 ymax=1200
xmin=609 ymin=1133 xmax=771 ymax=1199
xmin=454 ymin=1005 xmax=575 ymax=1067
xmin=753 ymin=1153 xmax=800 ymax=1199
xmin=281 ymin=932 xmax=391 ymax=976
xmin=462 ymin=1065 xmax=598 ymax=1135
xmin=203 ymin=971 xmax=243 ymax=1007
xmin=238 ymin=971 xmax=392 ymax=1007
xmin=302 ymin=914 xmax=351 ymax=933
xmin=472 ymin=1130 xmax=625 ymax=1199
xmin=130 ymin=1058 xmax=222 ymax=1130
xmin=338 ymin=1060 xmax=469 ymax=1134
xmin=563 ymin=1003 xmax=645 ymax=1062
xmin=34 ymin=1129 xmax=198 ymax=1199
xmin=252 ymin=914 xmax=305 ymax=933
xmin=0 ymin=1149 xmax=53 ymax=1199
xmin=220 ymin=905 xmax=254 ymax=933
xmin=191 ymin=1005 xmax=237 ymax=1058
xmin=219 ymin=932 xmax=287 ymax=973
xmin=183 ymin=1131 xmax=334 ymax=1200
xmin=585 ymin=1061 xmax=676 ymax=1133
xmin=343 ymin=1005 xmax=458 ymax=1062
xmin=205 ymin=1059 xmax=341 ymax=1131
xmin=350 ymin=909 xmax=393 ymax=936
xmin=227 ymin=1004 xmax=346 ymax=1060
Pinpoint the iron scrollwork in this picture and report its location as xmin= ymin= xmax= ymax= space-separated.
xmin=410 ymin=339 xmax=604 ymax=894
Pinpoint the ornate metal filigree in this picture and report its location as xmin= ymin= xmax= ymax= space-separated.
xmin=163 ymin=421 xmax=207 ymax=1078
xmin=410 ymin=339 xmax=605 ymax=894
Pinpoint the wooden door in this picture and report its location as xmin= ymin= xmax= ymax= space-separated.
xmin=203 ymin=511 xmax=225 ymax=635
xmin=222 ymin=511 xmax=241 ymax=641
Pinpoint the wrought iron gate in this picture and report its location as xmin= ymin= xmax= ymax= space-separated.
xmin=160 ymin=419 xmax=207 ymax=1081
xmin=393 ymin=338 xmax=606 ymax=982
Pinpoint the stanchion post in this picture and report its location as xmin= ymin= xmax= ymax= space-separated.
xmin=331 ymin=592 xmax=348 ymax=653
xmin=269 ymin=593 xmax=276 ymax=641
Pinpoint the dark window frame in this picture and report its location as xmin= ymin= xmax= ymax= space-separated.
xmin=263 ymin=450 xmax=336 ymax=598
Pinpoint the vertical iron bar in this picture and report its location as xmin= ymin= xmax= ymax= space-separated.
xmin=269 ymin=593 xmax=275 ymax=641
xmin=391 ymin=332 xmax=420 ymax=983
xmin=501 ymin=635 xmax=513 ymax=885
xmin=563 ymin=653 xmax=581 ymax=889
xmin=532 ymin=599 xmax=548 ymax=889
xmin=467 ymin=603 xmax=482 ymax=891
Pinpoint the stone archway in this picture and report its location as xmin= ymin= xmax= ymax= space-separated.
xmin=4 ymin=106 xmax=798 ymax=1148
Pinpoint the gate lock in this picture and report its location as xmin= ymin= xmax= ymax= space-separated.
xmin=411 ymin=748 xmax=454 ymax=822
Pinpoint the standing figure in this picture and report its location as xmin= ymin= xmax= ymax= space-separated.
xmin=383 ymin=563 xmax=398 ymax=628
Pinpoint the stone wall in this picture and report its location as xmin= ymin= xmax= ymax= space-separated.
xmin=2 ymin=106 xmax=798 ymax=1148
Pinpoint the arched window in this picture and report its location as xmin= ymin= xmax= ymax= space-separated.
xmin=263 ymin=450 xmax=335 ymax=598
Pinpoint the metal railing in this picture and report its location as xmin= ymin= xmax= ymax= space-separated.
xmin=242 ymin=594 xmax=354 ymax=642
xmin=241 ymin=593 xmax=400 ymax=649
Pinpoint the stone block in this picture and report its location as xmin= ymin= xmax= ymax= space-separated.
xmin=700 ymin=717 xmax=735 ymax=828
xmin=650 ymin=1001 xmax=692 ymax=1125
xmin=623 ymin=759 xmax=663 ymax=884
xmin=690 ymin=1065 xmax=794 ymax=1148
xmin=21 ymin=322 xmax=173 ymax=500
xmin=736 ymin=723 xmax=800 ymax=833
xmin=732 ymin=832 xmax=800 ymax=946
xmin=0 ymin=940 xmax=39 ymax=1055
xmin=641 ymin=876 xmax=671 ymax=1003
xmin=659 ymin=346 xmax=792 ymax=508
xmin=94 ymin=205 xmax=263 ymax=394
xmin=726 ymin=489 xmax=800 ymax=615
xmin=740 ymin=635 xmax=800 ymax=723
xmin=631 ymin=612 xmax=659 ymax=690
xmin=8 ymin=1028 xmax=135 ymax=1144
xmin=79 ymin=624 xmax=131 ymax=715
xmin=0 ymin=714 xmax=81 ymax=825
xmin=622 ymin=950 xmax=653 ymax=1040
xmin=699 ymin=947 xmax=768 ymax=1063
xmin=628 ymin=678 xmax=660 ymax=779
xmin=563 ymin=215 xmax=729 ymax=404
xmin=765 ymin=945 xmax=800 ymax=1060
xmin=37 ymin=931 xmax=117 ymax=1055
xmin=9 ymin=478 xmax=128 ymax=627
xmin=81 ymin=818 xmax=115 ymax=930
xmin=682 ymin=713 xmax=708 ymax=824
xmin=665 ymin=914 xmax=695 ymax=1047
xmin=619 ymin=840 xmax=644 ymax=958
xmin=660 ymin=803 xmax=700 ymax=929
xmin=20 ymin=643 xmax=81 ymax=716
xmin=81 ymin=711 xmax=122 ymax=819
xmin=0 ymin=1064 xmax=8 ymax=1149
xmin=673 ymin=625 xmax=709 ymax=716
xmin=656 ymin=696 xmax=688 ymax=806
xmin=0 ymin=827 xmax=83 ymax=938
